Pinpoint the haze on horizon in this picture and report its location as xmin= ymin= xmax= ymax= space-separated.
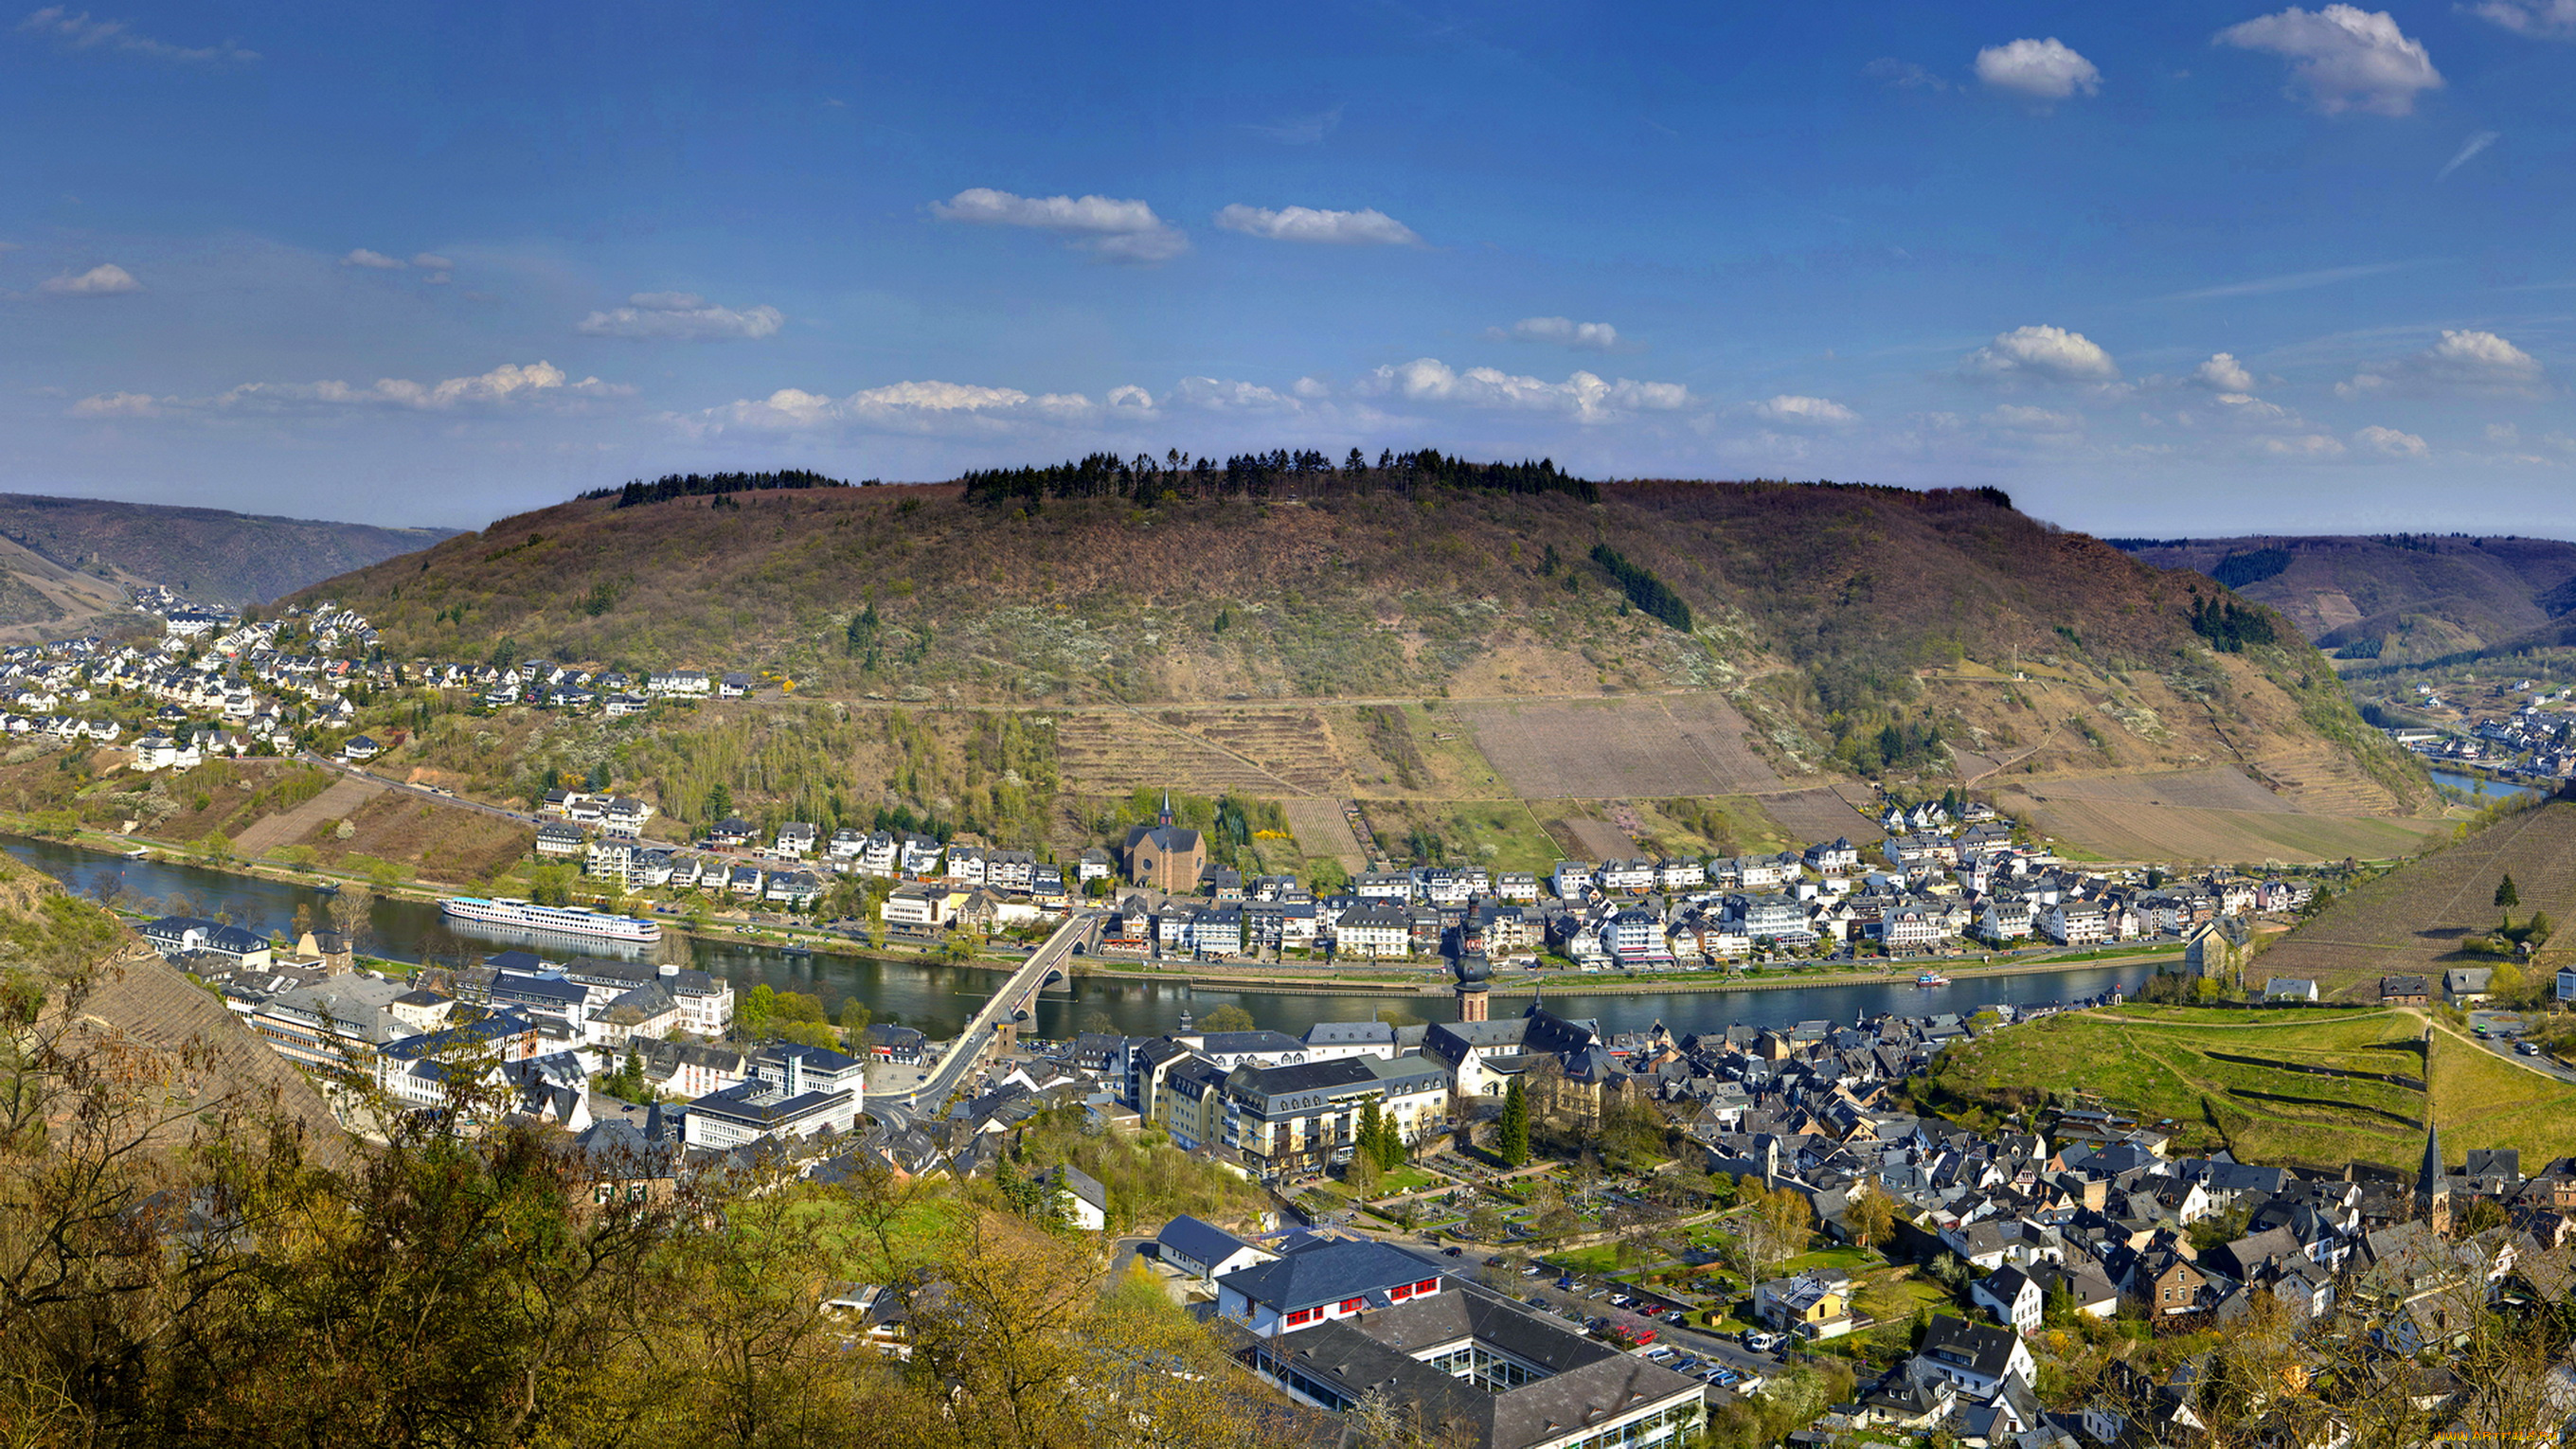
xmin=7 ymin=1 xmax=2574 ymax=537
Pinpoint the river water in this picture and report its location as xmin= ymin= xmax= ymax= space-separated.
xmin=3 ymin=834 xmax=2149 ymax=1040
xmin=2427 ymin=767 xmax=2547 ymax=804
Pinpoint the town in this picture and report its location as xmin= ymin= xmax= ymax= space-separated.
xmin=112 ymin=770 xmax=2574 ymax=1449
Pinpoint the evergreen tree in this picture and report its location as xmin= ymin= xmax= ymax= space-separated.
xmin=1499 ymin=1079 xmax=1532 ymax=1168
xmin=1358 ymin=1100 xmax=1386 ymax=1170
xmin=2497 ymin=874 xmax=2521 ymax=927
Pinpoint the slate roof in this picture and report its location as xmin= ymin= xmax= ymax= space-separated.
xmin=1220 ymin=1238 xmax=1445 ymax=1314
xmin=1919 ymin=1314 xmax=2023 ymax=1382
xmin=1158 ymin=1213 xmax=1254 ymax=1268
xmin=1242 ymin=1286 xmax=1704 ymax=1449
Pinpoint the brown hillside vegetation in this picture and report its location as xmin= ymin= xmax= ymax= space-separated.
xmin=292 ymin=478 xmax=2429 ymax=845
xmin=0 ymin=492 xmax=455 ymax=607
xmin=2122 ymin=534 xmax=2576 ymax=669
xmin=2257 ymin=797 xmax=2576 ymax=1000
xmin=0 ymin=850 xmax=348 ymax=1166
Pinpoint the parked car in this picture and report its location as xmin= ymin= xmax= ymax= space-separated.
xmin=1443 ymin=1246 xmax=1465 ymax=1258
xmin=1484 ymin=1256 xmax=1507 ymax=1267
xmin=1742 ymin=1331 xmax=1782 ymax=1352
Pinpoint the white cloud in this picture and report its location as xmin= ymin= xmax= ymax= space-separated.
xmin=694 ymin=378 xmax=1126 ymax=436
xmin=411 ymin=252 xmax=455 ymax=270
xmin=1212 ymin=204 xmax=1419 ymax=246
xmin=2469 ymin=0 xmax=2576 ymax=37
xmin=1359 ymin=357 xmax=1690 ymax=423
xmin=2214 ymin=6 xmax=2441 ymax=116
xmin=17 ymin=6 xmax=255 ymax=62
xmin=930 ymin=188 xmax=1188 ymax=262
xmin=1747 ymin=394 xmax=1858 ymax=426
xmin=2193 ymin=352 xmax=2259 ymax=391
xmin=1982 ymin=403 xmax=2083 ymax=431
xmin=2437 ymin=131 xmax=2500 ymax=181
xmin=577 ymin=291 xmax=784 ymax=341
xmin=1960 ymin=325 xmax=2120 ymax=384
xmin=73 ymin=360 xmax=627 ymax=419
xmin=2337 ymin=329 xmax=2546 ymax=396
xmin=69 ymin=390 xmax=156 ymax=418
xmin=2211 ymin=392 xmax=2298 ymax=423
xmin=1292 ymin=376 xmax=1330 ymax=400
xmin=1492 ymin=316 xmax=1620 ymax=350
xmin=1172 ymin=376 xmax=1299 ymax=412
xmin=340 ymin=248 xmax=405 ymax=270
xmin=2355 ymin=424 xmax=2429 ymax=456
xmin=1974 ymin=38 xmax=2101 ymax=101
xmin=2488 ymin=421 xmax=2522 ymax=445
xmin=2261 ymin=433 xmax=2348 ymax=457
xmin=1863 ymin=57 xmax=1950 ymax=90
xmin=38 ymin=262 xmax=139 ymax=295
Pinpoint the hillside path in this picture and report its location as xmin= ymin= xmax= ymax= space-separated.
xmin=235 ymin=774 xmax=385 ymax=859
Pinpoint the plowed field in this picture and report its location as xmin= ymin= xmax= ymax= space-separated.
xmin=1459 ymin=695 xmax=1781 ymax=799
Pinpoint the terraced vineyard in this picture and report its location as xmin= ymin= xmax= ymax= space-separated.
xmin=2257 ymin=799 xmax=2576 ymax=999
xmin=1457 ymin=696 xmax=1783 ymax=799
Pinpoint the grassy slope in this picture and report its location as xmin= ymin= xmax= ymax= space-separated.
xmin=0 ymin=492 xmax=454 ymax=606
xmin=288 ymin=481 xmax=2431 ymax=837
xmin=1921 ymin=1005 xmax=2435 ymax=1171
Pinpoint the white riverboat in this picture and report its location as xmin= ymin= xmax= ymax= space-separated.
xmin=439 ymin=896 xmax=661 ymax=943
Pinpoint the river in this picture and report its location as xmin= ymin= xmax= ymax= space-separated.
xmin=2427 ymin=767 xmax=2547 ymax=804
xmin=2 ymin=834 xmax=2151 ymax=1040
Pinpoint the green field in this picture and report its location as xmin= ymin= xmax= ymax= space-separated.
xmin=2426 ymin=1026 xmax=2576 ymax=1170
xmin=1921 ymin=1006 xmax=2435 ymax=1171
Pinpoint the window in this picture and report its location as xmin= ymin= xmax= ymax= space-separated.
xmin=1339 ymin=1297 xmax=1365 ymax=1314
xmin=1390 ymin=1284 xmax=1412 ymax=1300
xmin=1414 ymin=1279 xmax=1438 ymax=1295
xmin=1286 ymin=1308 xmax=1316 ymax=1326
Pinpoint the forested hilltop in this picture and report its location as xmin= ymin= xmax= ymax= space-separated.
xmin=286 ymin=456 xmax=2431 ymax=835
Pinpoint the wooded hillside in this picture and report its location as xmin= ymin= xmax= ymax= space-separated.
xmin=293 ymin=469 xmax=2432 ymax=823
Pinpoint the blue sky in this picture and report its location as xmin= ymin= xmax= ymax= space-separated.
xmin=7 ymin=1 xmax=2575 ymax=534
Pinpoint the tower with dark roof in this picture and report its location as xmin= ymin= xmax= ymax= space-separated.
xmin=2418 ymin=1121 xmax=2450 ymax=1235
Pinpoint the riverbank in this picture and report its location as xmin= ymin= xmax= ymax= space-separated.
xmin=0 ymin=804 xmax=2194 ymax=1000
xmin=1 ymin=832 xmax=2156 ymax=1039
xmin=1072 ymin=944 xmax=2186 ymax=997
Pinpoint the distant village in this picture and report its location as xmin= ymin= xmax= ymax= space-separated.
xmin=2384 ymin=678 xmax=2576 ymax=786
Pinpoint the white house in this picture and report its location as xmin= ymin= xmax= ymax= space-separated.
xmin=1969 ymin=1266 xmax=2046 ymax=1337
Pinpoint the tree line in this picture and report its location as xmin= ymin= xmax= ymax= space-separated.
xmin=581 ymin=470 xmax=855 ymax=509
xmin=958 ymin=448 xmax=1598 ymax=508
xmin=1586 ymin=543 xmax=1693 ymax=632
xmin=2188 ymin=592 xmax=2280 ymax=653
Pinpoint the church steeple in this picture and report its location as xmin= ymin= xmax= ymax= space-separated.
xmin=1158 ymin=790 xmax=1173 ymax=827
xmin=2418 ymin=1122 xmax=2451 ymax=1234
